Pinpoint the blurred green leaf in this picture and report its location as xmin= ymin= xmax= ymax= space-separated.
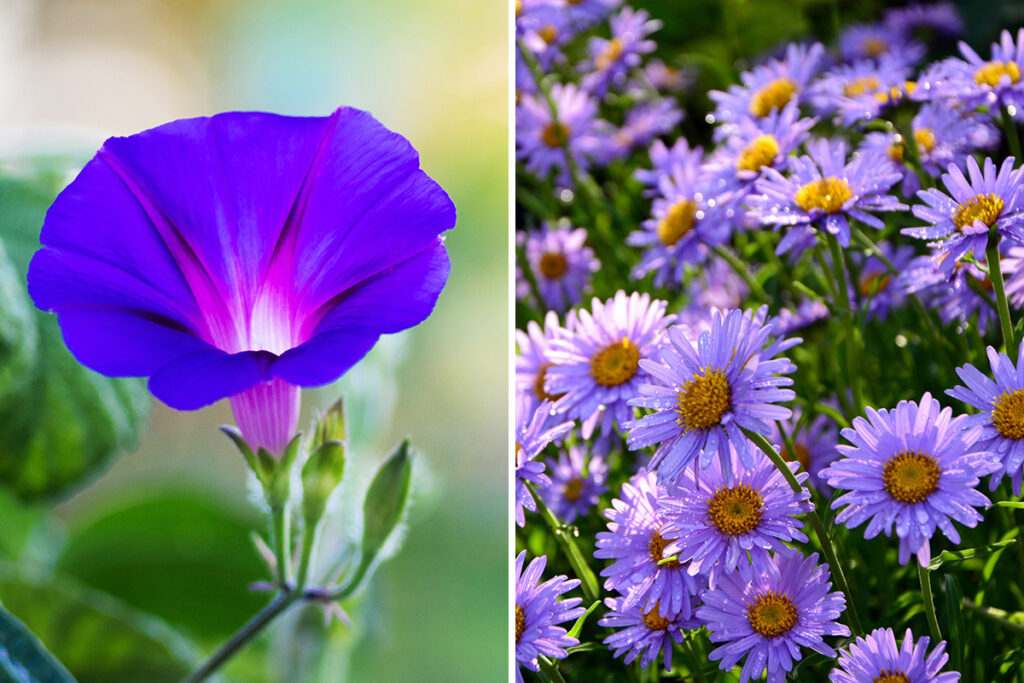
xmin=54 ymin=491 xmax=266 ymax=643
xmin=929 ymin=538 xmax=1019 ymax=570
xmin=0 ymin=602 xmax=75 ymax=683
xmin=0 ymin=237 xmax=36 ymax=406
xmin=0 ymin=172 xmax=151 ymax=501
xmin=0 ymin=565 xmax=199 ymax=683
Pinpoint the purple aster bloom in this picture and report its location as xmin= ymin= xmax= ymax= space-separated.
xmin=773 ymin=299 xmax=830 ymax=335
xmin=808 ymin=58 xmax=911 ymax=122
xmin=904 ymin=156 xmax=1024 ymax=276
xmin=634 ymin=138 xmax=699 ymax=192
xmin=516 ymin=0 xmax=574 ymax=71
xmin=698 ymin=548 xmax=850 ymax=683
xmin=709 ymin=42 xmax=826 ymax=140
xmin=516 ymin=82 xmax=599 ymax=185
xmin=639 ymin=59 xmax=694 ymax=94
xmin=830 ymin=627 xmax=961 ymax=683
xmin=514 ymin=550 xmax=585 ymax=683
xmin=851 ymin=242 xmax=915 ymax=321
xmin=948 ymin=345 xmax=1024 ymax=495
xmin=518 ymin=222 xmax=599 ymax=313
xmin=902 ymin=256 xmax=999 ymax=334
xmin=542 ymin=444 xmax=608 ymax=523
xmin=767 ymin=404 xmax=839 ymax=495
xmin=546 ymin=291 xmax=674 ymax=442
xmin=659 ymin=446 xmax=811 ymax=585
xmin=823 ymin=392 xmax=1000 ymax=566
xmin=562 ymin=0 xmax=622 ymax=31
xmin=750 ymin=138 xmax=906 ymax=255
xmin=516 ymin=310 xmax=573 ymax=416
xmin=599 ymin=594 xmax=700 ymax=670
xmin=625 ymin=307 xmax=799 ymax=485
xmin=591 ymin=99 xmax=684 ymax=165
xmin=515 ymin=394 xmax=574 ymax=527
xmin=685 ymin=255 xmax=749 ymax=313
xmin=839 ymin=22 xmax=925 ymax=68
xmin=940 ymin=29 xmax=1024 ymax=113
xmin=884 ymin=3 xmax=964 ymax=41
xmin=581 ymin=7 xmax=660 ymax=97
xmin=27 ymin=108 xmax=453 ymax=456
xmin=594 ymin=470 xmax=705 ymax=619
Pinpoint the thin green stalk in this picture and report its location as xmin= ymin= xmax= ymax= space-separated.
xmin=539 ymin=656 xmax=568 ymax=683
xmin=682 ymin=634 xmax=708 ymax=683
xmin=986 ymin=231 xmax=1017 ymax=358
xmin=270 ymin=504 xmax=290 ymax=586
xmin=918 ymin=563 xmax=942 ymax=642
xmin=962 ymin=598 xmax=1024 ymax=634
xmin=295 ymin=520 xmax=318 ymax=594
xmin=827 ymin=234 xmax=863 ymax=414
xmin=713 ymin=245 xmax=769 ymax=302
xmin=528 ymin=482 xmax=601 ymax=603
xmin=744 ymin=429 xmax=864 ymax=637
xmin=1002 ymin=106 xmax=1022 ymax=161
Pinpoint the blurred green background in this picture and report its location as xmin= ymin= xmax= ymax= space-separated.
xmin=0 ymin=0 xmax=507 ymax=680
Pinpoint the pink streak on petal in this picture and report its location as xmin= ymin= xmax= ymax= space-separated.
xmin=229 ymin=378 xmax=301 ymax=455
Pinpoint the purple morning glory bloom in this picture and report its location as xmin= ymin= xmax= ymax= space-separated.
xmin=514 ymin=550 xmax=585 ymax=683
xmin=28 ymin=108 xmax=454 ymax=455
xmin=830 ymin=627 xmax=961 ymax=683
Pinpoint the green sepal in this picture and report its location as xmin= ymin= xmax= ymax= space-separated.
xmin=265 ymin=433 xmax=303 ymax=510
xmin=219 ymin=426 xmax=268 ymax=484
xmin=301 ymin=440 xmax=346 ymax=525
xmin=315 ymin=397 xmax=346 ymax=446
xmin=360 ymin=439 xmax=411 ymax=565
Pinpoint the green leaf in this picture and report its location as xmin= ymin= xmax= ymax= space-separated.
xmin=0 ymin=237 xmax=36 ymax=406
xmin=566 ymin=600 xmax=601 ymax=640
xmin=929 ymin=538 xmax=1018 ymax=570
xmin=941 ymin=574 xmax=966 ymax=674
xmin=0 ymin=565 xmax=200 ymax=683
xmin=0 ymin=172 xmax=150 ymax=501
xmin=0 ymin=603 xmax=75 ymax=682
xmin=360 ymin=439 xmax=412 ymax=564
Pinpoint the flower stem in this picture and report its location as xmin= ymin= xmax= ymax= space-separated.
xmin=744 ymin=429 xmax=864 ymax=637
xmin=918 ymin=563 xmax=942 ymax=642
xmin=713 ymin=245 xmax=769 ymax=302
xmin=827 ymin=234 xmax=863 ymax=414
xmin=271 ymin=504 xmax=290 ymax=586
xmin=295 ymin=520 xmax=318 ymax=594
xmin=527 ymin=482 xmax=601 ymax=603
xmin=1002 ymin=106 xmax=1022 ymax=162
xmin=986 ymin=232 xmax=1017 ymax=358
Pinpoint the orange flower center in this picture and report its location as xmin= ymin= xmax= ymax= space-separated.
xmin=992 ymin=388 xmax=1024 ymax=440
xmin=747 ymin=591 xmax=798 ymax=637
xmin=736 ymin=135 xmax=780 ymax=173
xmin=539 ymin=251 xmax=568 ymax=279
xmin=657 ymin=198 xmax=697 ymax=246
xmin=676 ymin=367 xmax=730 ymax=431
xmin=794 ymin=177 xmax=852 ymax=214
xmin=541 ymin=122 xmax=569 ymax=148
xmin=951 ymin=193 xmax=1004 ymax=231
xmin=648 ymin=529 xmax=682 ymax=569
xmin=515 ymin=604 xmax=526 ymax=642
xmin=590 ymin=337 xmax=640 ymax=386
xmin=708 ymin=484 xmax=764 ymax=535
xmin=874 ymin=671 xmax=910 ymax=683
xmin=749 ymin=78 xmax=797 ymax=117
xmin=975 ymin=60 xmax=1021 ymax=87
xmin=882 ymin=449 xmax=941 ymax=503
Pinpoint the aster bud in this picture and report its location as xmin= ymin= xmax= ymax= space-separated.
xmin=301 ymin=440 xmax=345 ymax=525
xmin=361 ymin=439 xmax=411 ymax=565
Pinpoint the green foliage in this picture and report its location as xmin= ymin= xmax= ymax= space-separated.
xmin=0 ymin=603 xmax=75 ymax=683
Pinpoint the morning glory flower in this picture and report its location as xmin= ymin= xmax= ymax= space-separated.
xmin=514 ymin=550 xmax=585 ymax=683
xmin=830 ymin=627 xmax=961 ymax=683
xmin=28 ymin=108 xmax=454 ymax=455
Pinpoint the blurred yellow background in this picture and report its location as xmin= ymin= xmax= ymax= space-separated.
xmin=0 ymin=0 xmax=507 ymax=680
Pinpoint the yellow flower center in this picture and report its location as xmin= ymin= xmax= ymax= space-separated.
xmin=539 ymin=251 xmax=568 ymax=279
xmin=596 ymin=38 xmax=624 ymax=71
xmin=794 ymin=177 xmax=852 ymax=214
xmin=749 ymin=78 xmax=797 ymax=117
xmin=648 ymin=529 xmax=682 ymax=569
xmin=515 ymin=443 xmax=524 ymax=468
xmin=873 ymin=81 xmax=916 ymax=104
xmin=515 ymin=0 xmax=522 ymax=17
xmin=887 ymin=142 xmax=905 ymax=163
xmin=736 ymin=135 xmax=780 ymax=173
xmin=641 ymin=603 xmax=672 ymax=631
xmin=883 ymin=449 xmax=941 ymax=503
xmin=874 ymin=671 xmax=910 ymax=683
xmin=676 ymin=368 xmax=730 ymax=431
xmin=590 ymin=337 xmax=640 ymax=386
xmin=992 ymin=388 xmax=1024 ymax=440
xmin=784 ymin=442 xmax=811 ymax=471
xmin=862 ymin=36 xmax=889 ymax=57
xmin=915 ymin=127 xmax=936 ymax=154
xmin=538 ymin=23 xmax=559 ymax=45
xmin=708 ymin=484 xmax=764 ymax=535
xmin=747 ymin=591 xmax=798 ymax=637
xmin=542 ymin=122 xmax=569 ymax=148
xmin=951 ymin=193 xmax=1004 ymax=231
xmin=859 ymin=272 xmax=891 ymax=297
xmin=975 ymin=60 xmax=1022 ymax=87
xmin=515 ymin=604 xmax=526 ymax=643
xmin=843 ymin=75 xmax=881 ymax=97
xmin=564 ymin=477 xmax=584 ymax=502
xmin=533 ymin=363 xmax=564 ymax=403
xmin=657 ymin=199 xmax=697 ymax=246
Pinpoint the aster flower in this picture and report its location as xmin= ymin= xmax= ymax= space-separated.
xmin=27 ymin=108 xmax=453 ymax=456
xmin=516 ymin=82 xmax=599 ymax=185
xmin=599 ymin=595 xmax=700 ymax=671
xmin=594 ymin=470 xmax=705 ymax=619
xmin=948 ymin=345 xmax=1024 ymax=495
xmin=591 ymin=99 xmax=684 ymax=165
xmin=516 ymin=0 xmax=574 ymax=71
xmin=516 ymin=310 xmax=573 ymax=417
xmin=773 ymin=299 xmax=829 ymax=335
xmin=904 ymin=156 xmax=1024 ymax=276
xmin=514 ymin=551 xmax=585 ymax=683
xmin=838 ymin=22 xmax=925 ymax=68
xmin=562 ymin=0 xmax=622 ymax=31
xmin=626 ymin=307 xmax=799 ymax=484
xmin=808 ymin=58 xmax=911 ymax=124
xmin=546 ymin=291 xmax=674 ymax=442
xmin=515 ymin=394 xmax=574 ymax=527
xmin=634 ymin=138 xmax=700 ymax=192
xmin=823 ymin=392 xmax=999 ymax=566
xmin=581 ymin=7 xmax=660 ymax=97
xmin=659 ymin=446 xmax=811 ymax=584
xmin=684 ymin=255 xmax=750 ymax=313
xmin=698 ymin=548 xmax=850 ymax=683
xmin=830 ymin=627 xmax=961 ymax=683
xmin=750 ymin=138 xmax=907 ymax=255
xmin=884 ymin=3 xmax=964 ymax=41
xmin=518 ymin=222 xmax=599 ymax=312
xmin=767 ymin=404 xmax=839 ymax=495
xmin=639 ymin=59 xmax=693 ymax=94
xmin=850 ymin=242 xmax=915 ymax=321
xmin=940 ymin=28 xmax=1024 ymax=112
xmin=541 ymin=444 xmax=608 ymax=523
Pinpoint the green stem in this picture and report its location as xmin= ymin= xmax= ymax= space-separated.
xmin=1002 ymin=106 xmax=1022 ymax=161
xmin=527 ymin=482 xmax=600 ymax=603
xmin=538 ymin=656 xmax=568 ymax=683
xmin=682 ymin=634 xmax=707 ymax=683
xmin=827 ymin=234 xmax=863 ymax=414
xmin=183 ymin=591 xmax=298 ymax=683
xmin=713 ymin=245 xmax=769 ymax=302
xmin=295 ymin=519 xmax=318 ymax=594
xmin=962 ymin=598 xmax=1024 ymax=634
xmin=271 ymin=504 xmax=290 ymax=586
xmin=986 ymin=232 xmax=1017 ymax=358
xmin=744 ymin=429 xmax=864 ymax=637
xmin=919 ymin=563 xmax=942 ymax=641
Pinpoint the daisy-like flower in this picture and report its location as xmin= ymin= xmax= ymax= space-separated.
xmin=514 ymin=551 xmax=585 ymax=683
xmin=594 ymin=470 xmax=705 ymax=619
xmin=904 ymin=156 xmax=1024 ymax=276
xmin=767 ymin=405 xmax=839 ymax=495
xmin=639 ymin=58 xmax=694 ymax=94
xmin=659 ymin=446 xmax=811 ymax=584
xmin=773 ymin=299 xmax=830 ymax=335
xmin=635 ymin=138 xmax=701 ymax=194
xmin=750 ymin=138 xmax=907 ymax=255
xmin=599 ymin=595 xmax=700 ymax=671
xmin=591 ymin=99 xmax=683 ymax=165
xmin=822 ymin=392 xmax=1000 ymax=566
xmin=839 ymin=22 xmax=925 ymax=68
xmin=709 ymin=42 xmax=826 ymax=139
xmin=698 ymin=548 xmax=850 ymax=683
xmin=850 ymin=242 xmax=915 ymax=321
xmin=516 ymin=310 xmax=571 ymax=416
xmin=940 ymin=28 xmax=1024 ymax=112
xmin=684 ymin=255 xmax=749 ymax=313
xmin=516 ymin=82 xmax=599 ymax=185
xmin=899 ymin=255 xmax=1000 ymax=333
xmin=515 ymin=394 xmax=574 ymax=527
xmin=541 ymin=444 xmax=608 ymax=523
xmin=563 ymin=0 xmax=622 ymax=31
xmin=546 ymin=291 xmax=674 ymax=442
xmin=625 ymin=307 xmax=799 ymax=484
xmin=519 ymin=222 xmax=599 ymax=313
xmin=516 ymin=0 xmax=575 ymax=71
xmin=830 ymin=627 xmax=961 ymax=683
xmin=27 ymin=108 xmax=453 ymax=456
xmin=948 ymin=345 xmax=1024 ymax=495
xmin=808 ymin=58 xmax=911 ymax=124
xmin=581 ymin=7 xmax=660 ymax=97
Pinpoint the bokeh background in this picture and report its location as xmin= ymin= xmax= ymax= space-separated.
xmin=0 ymin=0 xmax=507 ymax=680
